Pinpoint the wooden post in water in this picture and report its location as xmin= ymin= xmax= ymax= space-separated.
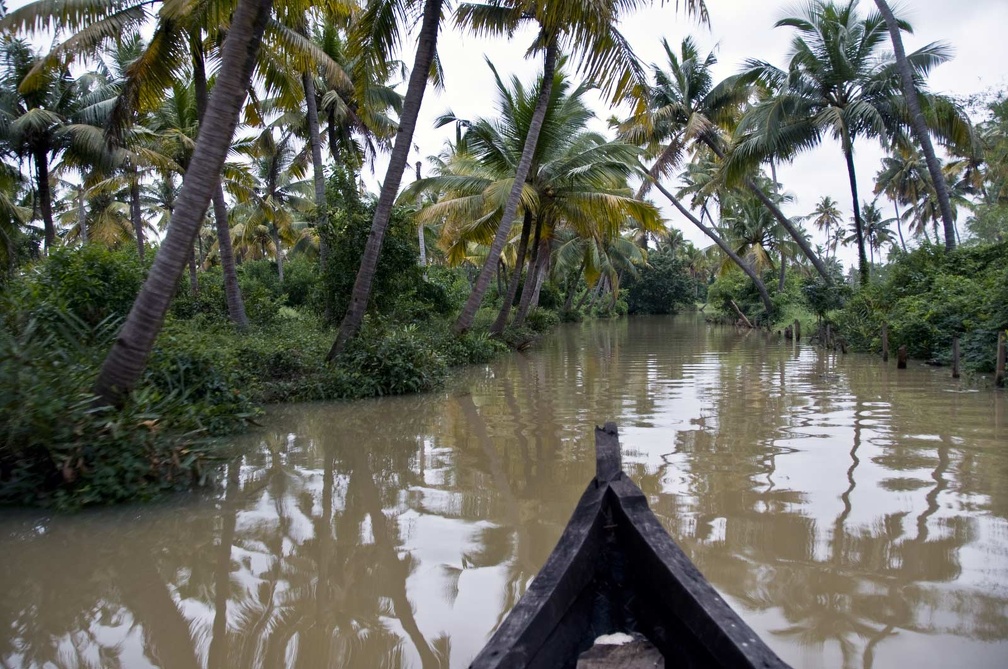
xmin=825 ymin=323 xmax=831 ymax=349
xmin=997 ymin=331 xmax=1006 ymax=388
xmin=952 ymin=337 xmax=961 ymax=379
xmin=882 ymin=324 xmax=889 ymax=362
xmin=793 ymin=320 xmax=801 ymax=342
xmin=897 ymin=345 xmax=908 ymax=369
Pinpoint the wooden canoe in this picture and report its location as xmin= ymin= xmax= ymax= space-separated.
xmin=469 ymin=422 xmax=790 ymax=669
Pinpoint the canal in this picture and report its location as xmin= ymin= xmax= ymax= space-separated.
xmin=2 ymin=315 xmax=1006 ymax=668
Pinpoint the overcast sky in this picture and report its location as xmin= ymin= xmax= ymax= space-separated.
xmin=405 ymin=0 xmax=1008 ymax=270
xmin=7 ymin=0 xmax=1007 ymax=269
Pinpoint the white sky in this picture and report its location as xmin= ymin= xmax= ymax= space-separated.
xmin=403 ymin=0 xmax=1008 ymax=270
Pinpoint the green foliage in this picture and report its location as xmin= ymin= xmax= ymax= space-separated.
xmin=340 ymin=322 xmax=447 ymax=396
xmin=321 ymin=168 xmax=422 ymax=324
xmin=4 ymin=245 xmax=145 ymax=333
xmin=624 ymin=249 xmax=693 ymax=315
xmin=0 ymin=316 xmax=253 ymax=509
xmin=707 ymin=270 xmax=772 ymax=324
xmin=802 ymin=270 xmax=850 ymax=320
xmin=837 ymin=243 xmax=1008 ymax=370
xmin=525 ymin=306 xmax=561 ymax=332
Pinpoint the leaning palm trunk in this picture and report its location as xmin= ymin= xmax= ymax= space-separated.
xmin=703 ymin=136 xmax=831 ymax=283
xmin=193 ymin=33 xmax=249 ymax=329
xmin=651 ymin=178 xmax=774 ymax=313
xmin=327 ymin=0 xmax=443 ymax=360
xmin=94 ymin=0 xmax=273 ymax=405
xmin=455 ymin=41 xmax=558 ymax=334
xmin=491 ymin=210 xmax=533 ymax=334
xmin=874 ymin=0 xmax=956 ymax=251
xmin=211 ymin=188 xmax=249 ymax=328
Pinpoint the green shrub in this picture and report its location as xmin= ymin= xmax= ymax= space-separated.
xmin=5 ymin=246 xmax=145 ymax=335
xmin=340 ymin=323 xmax=447 ymax=396
xmin=0 ymin=317 xmax=252 ymax=509
xmin=624 ymin=249 xmax=693 ymax=315
xmin=837 ymin=242 xmax=1008 ymax=370
xmin=525 ymin=306 xmax=560 ymax=332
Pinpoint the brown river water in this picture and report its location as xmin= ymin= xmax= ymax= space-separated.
xmin=2 ymin=315 xmax=1007 ymax=668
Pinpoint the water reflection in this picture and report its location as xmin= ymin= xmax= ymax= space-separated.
xmin=1 ymin=315 xmax=1007 ymax=668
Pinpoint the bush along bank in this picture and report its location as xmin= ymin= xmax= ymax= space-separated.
xmin=696 ymin=241 xmax=1007 ymax=380
xmin=835 ymin=243 xmax=1008 ymax=374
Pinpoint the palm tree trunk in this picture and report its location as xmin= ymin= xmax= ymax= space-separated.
xmin=564 ymin=258 xmax=585 ymax=311
xmin=514 ymin=240 xmax=547 ymax=327
xmin=894 ymin=201 xmax=907 ymax=251
xmin=302 ymin=68 xmax=329 ymax=270
xmin=842 ymin=139 xmax=870 ymax=286
xmin=650 ymin=177 xmax=774 ymax=313
xmin=454 ymin=40 xmax=558 ymax=334
xmin=327 ymin=0 xmax=443 ymax=360
xmin=702 ymin=136 xmax=831 ymax=283
xmin=130 ymin=171 xmax=145 ymax=260
xmin=193 ymin=29 xmax=249 ymax=328
xmin=510 ymin=215 xmax=543 ymax=329
xmin=491 ymin=209 xmax=533 ymax=334
xmin=188 ymin=250 xmax=199 ymax=296
xmin=778 ymin=252 xmax=786 ymax=291
xmin=77 ymin=185 xmax=87 ymax=244
xmin=34 ymin=146 xmax=54 ymax=251
xmin=212 ymin=188 xmax=249 ymax=327
xmin=874 ymin=0 xmax=956 ymax=251
xmin=94 ymin=0 xmax=273 ymax=405
xmin=271 ymin=224 xmax=284 ymax=283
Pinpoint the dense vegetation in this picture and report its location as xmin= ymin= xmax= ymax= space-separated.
xmin=0 ymin=0 xmax=1004 ymax=506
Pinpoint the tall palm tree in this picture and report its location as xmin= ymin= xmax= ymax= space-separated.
xmin=807 ymin=195 xmax=843 ymax=258
xmin=872 ymin=0 xmax=956 ymax=251
xmin=449 ymin=0 xmax=708 ymax=335
xmin=325 ymin=0 xmax=445 ymax=360
xmin=0 ymin=37 xmax=80 ymax=251
xmin=231 ymin=126 xmax=313 ymax=282
xmin=618 ymin=36 xmax=832 ymax=283
xmin=94 ymin=0 xmax=274 ymax=405
xmin=403 ymin=64 xmax=660 ymax=331
xmin=730 ymin=0 xmax=967 ymax=286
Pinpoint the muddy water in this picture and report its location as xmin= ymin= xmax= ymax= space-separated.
xmin=2 ymin=315 xmax=1006 ymax=668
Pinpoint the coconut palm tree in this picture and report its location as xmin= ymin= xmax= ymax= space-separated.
xmin=94 ymin=0 xmax=274 ymax=405
xmin=403 ymin=64 xmax=661 ymax=330
xmin=231 ymin=127 xmax=313 ymax=282
xmin=0 ymin=37 xmax=81 ymax=251
xmin=730 ymin=0 xmax=968 ymax=286
xmin=325 ymin=0 xmax=445 ymax=360
xmin=872 ymin=0 xmax=956 ymax=251
xmin=807 ymin=196 xmax=843 ymax=258
xmin=618 ymin=36 xmax=832 ymax=283
xmin=448 ymin=0 xmax=709 ymax=335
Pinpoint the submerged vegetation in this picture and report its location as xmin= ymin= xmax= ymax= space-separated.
xmin=0 ymin=0 xmax=1004 ymax=506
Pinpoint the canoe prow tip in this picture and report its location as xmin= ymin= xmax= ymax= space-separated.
xmin=594 ymin=422 xmax=622 ymax=483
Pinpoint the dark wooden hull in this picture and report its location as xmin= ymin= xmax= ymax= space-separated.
xmin=469 ymin=423 xmax=790 ymax=669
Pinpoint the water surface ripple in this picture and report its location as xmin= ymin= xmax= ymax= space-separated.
xmin=2 ymin=315 xmax=1007 ymax=668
